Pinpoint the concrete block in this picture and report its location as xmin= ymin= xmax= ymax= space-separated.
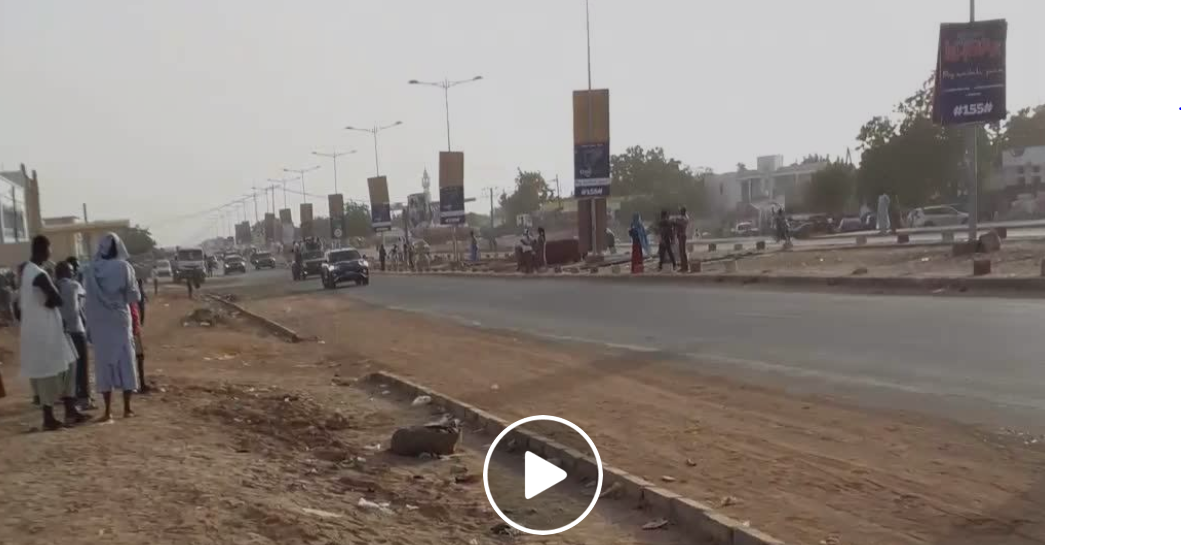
xmin=708 ymin=243 xmax=717 ymax=252
xmin=603 ymin=470 xmax=650 ymax=506
xmin=973 ymin=259 xmax=992 ymax=276
xmin=589 ymin=267 xmax=599 ymax=274
xmin=610 ymin=265 xmax=621 ymax=274
xmin=552 ymin=266 xmax=562 ymax=273
xmin=689 ymin=260 xmax=702 ymax=273
xmin=733 ymin=243 xmax=744 ymax=251
xmin=639 ymin=486 xmax=682 ymax=516
xmin=733 ymin=526 xmax=789 ymax=545
xmin=896 ymin=234 xmax=910 ymax=244
xmin=755 ymin=241 xmax=766 ymax=250
xmin=670 ymin=496 xmax=726 ymax=539
xmin=855 ymin=235 xmax=868 ymax=246
xmin=941 ymin=231 xmax=955 ymax=243
xmin=995 ymin=226 xmax=1008 ymax=239
xmin=979 ymin=230 xmax=1002 ymax=253
xmin=723 ymin=260 xmax=738 ymax=273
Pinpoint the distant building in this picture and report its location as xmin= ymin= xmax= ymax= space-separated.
xmin=704 ymin=155 xmax=830 ymax=223
xmin=988 ymin=145 xmax=1045 ymax=192
xmin=0 ymin=165 xmax=38 ymax=267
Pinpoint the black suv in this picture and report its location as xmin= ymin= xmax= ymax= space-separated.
xmin=321 ymin=248 xmax=370 ymax=289
xmin=223 ymin=255 xmax=247 ymax=275
xmin=251 ymin=252 xmax=277 ymax=270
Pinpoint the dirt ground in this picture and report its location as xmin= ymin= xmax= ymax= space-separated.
xmin=245 ymin=293 xmax=1045 ymax=545
xmin=701 ymin=240 xmax=1045 ymax=278
xmin=0 ymin=294 xmax=698 ymax=545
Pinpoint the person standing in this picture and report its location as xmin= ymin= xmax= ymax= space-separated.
xmin=469 ymin=231 xmax=480 ymax=262
xmin=674 ymin=206 xmax=690 ymax=272
xmin=535 ymin=227 xmax=547 ymax=269
xmin=378 ymin=243 xmax=387 ymax=271
xmin=628 ymin=213 xmax=649 ymax=274
xmin=888 ymin=194 xmax=902 ymax=235
xmin=55 ymin=261 xmax=92 ymax=410
xmin=18 ymin=236 xmax=87 ymax=430
xmin=656 ymin=210 xmax=677 ymax=272
xmin=84 ymin=233 xmax=142 ymax=422
xmin=876 ymin=193 xmax=891 ymax=234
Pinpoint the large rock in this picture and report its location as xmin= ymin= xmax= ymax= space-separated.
xmin=389 ymin=417 xmax=461 ymax=457
xmin=978 ymin=230 xmax=1002 ymax=253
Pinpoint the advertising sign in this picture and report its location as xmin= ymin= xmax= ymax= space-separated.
xmin=406 ymin=192 xmax=428 ymax=229
xmin=263 ymin=213 xmax=276 ymax=243
xmin=367 ymin=176 xmax=392 ymax=231
xmin=439 ymin=152 xmax=465 ymax=225
xmin=328 ymin=193 xmax=345 ymax=240
xmin=572 ymin=89 xmax=610 ymax=198
xmin=932 ymin=19 xmax=1008 ymax=126
xmin=299 ymin=203 xmax=314 ymax=238
xmin=235 ymin=222 xmax=251 ymax=245
xmin=279 ymin=208 xmax=292 ymax=225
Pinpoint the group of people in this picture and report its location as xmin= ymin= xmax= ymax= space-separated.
xmin=377 ymin=237 xmax=421 ymax=272
xmin=629 ymin=207 xmax=690 ymax=274
xmin=515 ymin=227 xmax=548 ymax=273
xmin=1 ymin=233 xmax=149 ymax=430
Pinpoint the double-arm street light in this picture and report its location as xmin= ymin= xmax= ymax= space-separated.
xmin=283 ymin=166 xmax=321 ymax=205
xmin=407 ymin=75 xmax=483 ymax=151
xmin=267 ymin=176 xmax=298 ymax=210
xmin=344 ymin=122 xmax=403 ymax=177
xmin=312 ymin=148 xmax=357 ymax=194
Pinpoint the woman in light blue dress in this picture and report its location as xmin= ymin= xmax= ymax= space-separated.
xmin=83 ymin=233 xmax=141 ymax=422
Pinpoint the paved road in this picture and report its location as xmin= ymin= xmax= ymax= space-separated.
xmin=218 ymin=269 xmax=1044 ymax=430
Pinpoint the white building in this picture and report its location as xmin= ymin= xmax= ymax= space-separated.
xmin=989 ymin=145 xmax=1045 ymax=191
xmin=704 ymin=155 xmax=829 ymax=219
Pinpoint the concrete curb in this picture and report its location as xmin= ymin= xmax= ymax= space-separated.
xmin=362 ymin=371 xmax=786 ymax=545
xmin=373 ymin=269 xmax=1044 ymax=297
xmin=205 ymin=294 xmax=302 ymax=342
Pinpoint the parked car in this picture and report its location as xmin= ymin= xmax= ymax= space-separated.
xmin=838 ymin=217 xmax=865 ymax=233
xmin=223 ymin=254 xmax=247 ymax=275
xmin=731 ymin=222 xmax=759 ymax=236
xmin=321 ymin=247 xmax=370 ymax=289
xmin=251 ymin=251 xmax=277 ymax=270
xmin=908 ymin=205 xmax=969 ymax=227
xmin=153 ymin=259 xmax=173 ymax=280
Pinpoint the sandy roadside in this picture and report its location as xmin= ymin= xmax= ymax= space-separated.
xmin=0 ymin=294 xmax=694 ymax=545
xmin=244 ymin=292 xmax=1045 ymax=545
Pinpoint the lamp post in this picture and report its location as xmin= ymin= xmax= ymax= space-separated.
xmin=283 ymin=166 xmax=321 ymax=205
xmin=267 ymin=177 xmax=298 ymax=210
xmin=312 ymin=148 xmax=357 ymax=194
xmin=407 ymin=76 xmax=484 ymax=151
xmin=344 ymin=122 xmax=403 ymax=177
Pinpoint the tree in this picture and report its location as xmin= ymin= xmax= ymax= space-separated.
xmin=854 ymin=74 xmax=981 ymax=207
xmin=798 ymin=153 xmax=827 ymax=165
xmin=610 ymin=146 xmax=707 ymax=220
xmin=498 ymin=169 xmax=552 ymax=220
xmin=120 ymin=225 xmax=157 ymax=256
xmin=343 ymin=202 xmax=370 ymax=238
xmin=807 ymin=162 xmax=856 ymax=216
xmin=994 ymin=104 xmax=1045 ymax=151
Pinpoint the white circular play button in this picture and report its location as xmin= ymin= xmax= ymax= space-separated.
xmin=482 ymin=415 xmax=603 ymax=535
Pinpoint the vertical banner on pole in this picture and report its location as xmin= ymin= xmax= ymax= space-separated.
xmin=328 ymin=194 xmax=345 ymax=240
xmin=932 ymin=19 xmax=1007 ymax=126
xmin=278 ymin=208 xmax=293 ymax=245
xmin=367 ymin=176 xmax=392 ymax=231
xmin=299 ymin=203 xmax=314 ymax=239
xmin=279 ymin=208 xmax=293 ymax=225
xmin=573 ymin=89 xmax=610 ymax=255
xmin=264 ymin=213 xmax=276 ymax=243
xmin=439 ymin=152 xmax=465 ymax=225
xmin=235 ymin=222 xmax=251 ymax=245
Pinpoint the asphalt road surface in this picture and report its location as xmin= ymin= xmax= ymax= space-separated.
xmin=218 ymin=269 xmax=1045 ymax=431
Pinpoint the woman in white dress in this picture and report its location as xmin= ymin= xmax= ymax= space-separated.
xmin=84 ymin=233 xmax=141 ymax=422
xmin=18 ymin=235 xmax=86 ymax=430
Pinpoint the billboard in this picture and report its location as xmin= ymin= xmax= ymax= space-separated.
xmin=439 ymin=152 xmax=465 ymax=225
xmin=328 ymin=193 xmax=345 ymax=240
xmin=299 ymin=203 xmax=313 ymax=238
xmin=235 ymin=222 xmax=251 ymax=245
xmin=279 ymin=208 xmax=293 ymax=225
xmin=932 ymin=19 xmax=1007 ymax=126
xmin=406 ymin=192 xmax=429 ymax=229
xmin=367 ymin=176 xmax=392 ymax=231
xmin=572 ymin=89 xmax=610 ymax=198
xmin=264 ymin=213 xmax=276 ymax=243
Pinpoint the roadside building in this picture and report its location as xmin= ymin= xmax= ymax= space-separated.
xmin=0 ymin=165 xmax=39 ymax=266
xmin=703 ymin=155 xmax=829 ymax=230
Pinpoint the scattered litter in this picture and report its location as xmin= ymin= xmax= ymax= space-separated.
xmin=381 ymin=390 xmax=391 ymax=396
xmin=685 ymin=458 xmax=697 ymax=467
xmin=363 ymin=443 xmax=384 ymax=451
xmin=642 ymin=518 xmax=670 ymax=530
xmin=413 ymin=395 xmax=435 ymax=408
xmin=318 ymin=340 xmax=326 ymax=345
xmin=720 ymin=495 xmax=737 ymax=507
xmin=468 ymin=539 xmax=479 ymax=545
xmin=599 ymin=481 xmax=623 ymax=499
xmin=404 ymin=504 xmax=420 ymax=511
xmin=301 ymin=507 xmax=343 ymax=519
xmin=357 ymin=498 xmax=392 ymax=514
xmin=920 ymin=257 xmax=931 ymax=262
xmin=660 ymin=475 xmax=677 ymax=483
xmin=454 ymin=473 xmax=478 ymax=484
xmin=215 ymin=354 xmax=236 ymax=361
xmin=850 ymin=267 xmax=869 ymax=276
xmin=490 ymin=522 xmax=516 ymax=536
xmin=202 ymin=357 xmax=212 ymax=361
xmin=490 ymin=383 xmax=500 ymax=391
xmin=742 ymin=520 xmax=751 ymax=527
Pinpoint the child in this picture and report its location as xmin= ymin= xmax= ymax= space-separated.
xmin=129 ymin=300 xmax=150 ymax=394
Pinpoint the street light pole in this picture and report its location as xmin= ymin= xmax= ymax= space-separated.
xmin=283 ymin=166 xmax=321 ymax=205
xmin=267 ymin=177 xmax=297 ymax=210
xmin=966 ymin=0 xmax=979 ymax=242
xmin=408 ymin=76 xmax=484 ymax=151
xmin=312 ymin=148 xmax=357 ymax=194
xmin=345 ymin=122 xmax=403 ymax=177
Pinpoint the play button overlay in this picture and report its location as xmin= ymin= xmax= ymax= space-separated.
xmin=483 ymin=415 xmax=603 ymax=535
xmin=524 ymin=451 xmax=567 ymax=499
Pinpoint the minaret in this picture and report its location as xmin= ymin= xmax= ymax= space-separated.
xmin=421 ymin=169 xmax=432 ymax=225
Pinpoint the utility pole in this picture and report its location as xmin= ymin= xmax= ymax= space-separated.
xmin=283 ymin=166 xmax=320 ymax=205
xmin=345 ymin=122 xmax=403 ymax=177
xmin=267 ymin=177 xmax=297 ymax=210
xmin=966 ymin=0 xmax=980 ymax=241
xmin=484 ymin=187 xmax=498 ymax=251
xmin=249 ymin=185 xmax=261 ymax=223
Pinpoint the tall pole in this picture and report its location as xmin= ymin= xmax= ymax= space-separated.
xmin=585 ymin=0 xmax=599 ymax=256
xmin=346 ymin=123 xmax=402 ymax=177
xmin=250 ymin=185 xmax=260 ymax=223
xmin=284 ymin=166 xmax=320 ymax=205
xmin=313 ymin=149 xmax=357 ymax=194
xmin=372 ymin=132 xmax=380 ymax=175
xmin=268 ymin=177 xmax=296 ymax=210
xmin=444 ymin=84 xmax=452 ymax=152
xmin=585 ymin=0 xmax=593 ymax=89
xmin=966 ymin=0 xmax=979 ymax=241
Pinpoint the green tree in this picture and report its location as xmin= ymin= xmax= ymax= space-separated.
xmin=995 ymin=104 xmax=1045 ymax=151
xmin=120 ymin=225 xmax=157 ymax=256
xmin=807 ymin=162 xmax=856 ymax=216
xmin=610 ymin=146 xmax=706 ymax=218
xmin=499 ymin=169 xmax=553 ymax=220
xmin=343 ymin=201 xmax=371 ymax=237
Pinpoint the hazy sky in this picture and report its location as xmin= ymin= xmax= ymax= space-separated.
xmin=0 ymin=0 xmax=1044 ymax=245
